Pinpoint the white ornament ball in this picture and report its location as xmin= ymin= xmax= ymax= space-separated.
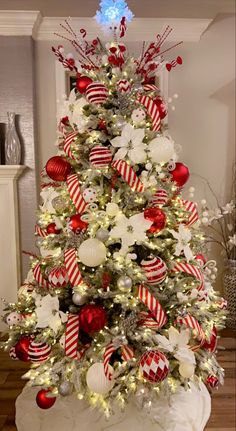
xmin=179 ymin=362 xmax=195 ymax=378
xmin=83 ymin=188 xmax=97 ymax=203
xmin=86 ymin=363 xmax=115 ymax=395
xmin=96 ymin=228 xmax=109 ymax=242
xmin=6 ymin=312 xmax=22 ymax=326
xmin=78 ymin=238 xmax=106 ymax=267
xmin=131 ymin=108 xmax=146 ymax=124
xmin=149 ymin=137 xmax=175 ymax=163
xmin=106 ymin=203 xmax=120 ymax=217
xmin=117 ymin=275 xmax=132 ymax=291
xmin=72 ymin=292 xmax=88 ymax=306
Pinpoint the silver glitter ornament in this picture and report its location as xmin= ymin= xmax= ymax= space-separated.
xmin=72 ymin=292 xmax=88 ymax=306
xmin=117 ymin=275 xmax=132 ymax=291
xmin=96 ymin=228 xmax=109 ymax=242
xmin=59 ymin=381 xmax=73 ymax=396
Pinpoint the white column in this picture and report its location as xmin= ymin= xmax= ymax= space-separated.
xmin=0 ymin=165 xmax=26 ymax=329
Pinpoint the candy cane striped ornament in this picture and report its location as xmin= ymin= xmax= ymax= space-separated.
xmin=182 ymin=199 xmax=199 ymax=226
xmin=64 ymin=131 xmax=79 ymax=160
xmin=143 ymin=84 xmax=159 ymax=92
xmin=141 ymin=257 xmax=167 ymax=285
xmin=86 ymin=82 xmax=108 ymax=105
xmin=117 ymin=80 xmax=131 ymax=94
xmin=65 ymin=314 xmax=80 ymax=359
xmin=104 ymin=342 xmax=134 ymax=380
xmin=33 ymin=263 xmax=49 ymax=288
xmin=89 ymin=146 xmax=112 ymax=168
xmin=28 ymin=341 xmax=51 ymax=363
xmin=112 ymin=159 xmax=144 ymax=193
xmin=150 ymin=189 xmax=168 ymax=207
xmin=35 ymin=225 xmax=47 ymax=238
xmin=173 ymin=262 xmax=204 ymax=291
xmin=66 ymin=174 xmax=87 ymax=213
xmin=138 ymin=285 xmax=167 ymax=328
xmin=64 ymin=248 xmax=83 ymax=286
xmin=137 ymin=94 xmax=161 ymax=131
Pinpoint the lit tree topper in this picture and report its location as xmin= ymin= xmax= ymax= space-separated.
xmin=95 ymin=0 xmax=134 ymax=26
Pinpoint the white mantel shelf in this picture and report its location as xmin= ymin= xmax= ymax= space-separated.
xmin=0 ymin=11 xmax=212 ymax=42
xmin=0 ymin=165 xmax=26 ymax=330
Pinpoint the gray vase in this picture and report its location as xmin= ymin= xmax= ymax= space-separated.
xmin=223 ymin=259 xmax=236 ymax=330
xmin=5 ymin=112 xmax=21 ymax=165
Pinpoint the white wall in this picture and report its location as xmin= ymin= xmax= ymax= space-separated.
xmin=35 ymin=14 xmax=235 ymax=291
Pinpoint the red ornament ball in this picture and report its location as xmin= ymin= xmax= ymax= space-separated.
xmin=154 ymin=97 xmax=168 ymax=120
xmin=140 ymin=350 xmax=169 ymax=383
xmin=48 ymin=266 xmax=68 ymax=288
xmin=141 ymin=257 xmax=167 ymax=285
xmin=76 ymin=75 xmax=93 ymax=94
xmin=202 ymin=326 xmax=217 ymax=353
xmin=170 ymin=162 xmax=190 ymax=187
xmin=68 ymin=214 xmax=88 ymax=233
xmin=46 ymin=223 xmax=61 ymax=235
xmin=144 ymin=207 xmax=166 ymax=233
xmin=206 ymin=375 xmax=219 ymax=389
xmin=15 ymin=336 xmax=31 ymax=362
xmin=79 ymin=304 xmax=107 ymax=334
xmin=36 ymin=389 xmax=56 ymax=409
xmin=28 ymin=341 xmax=51 ymax=363
xmin=45 ymin=156 xmax=71 ymax=182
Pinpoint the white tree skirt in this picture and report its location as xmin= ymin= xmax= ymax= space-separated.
xmin=16 ymin=382 xmax=211 ymax=431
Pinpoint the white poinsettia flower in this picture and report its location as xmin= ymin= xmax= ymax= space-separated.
xmin=155 ymin=326 xmax=196 ymax=365
xmin=35 ymin=294 xmax=67 ymax=334
xmin=109 ymin=212 xmax=152 ymax=254
xmin=57 ymin=89 xmax=77 ymax=123
xmin=170 ymin=224 xmax=193 ymax=261
xmin=40 ymin=246 xmax=62 ymax=259
xmin=222 ymin=201 xmax=234 ymax=214
xmin=229 ymin=234 xmax=236 ymax=247
xmin=40 ymin=187 xmax=60 ymax=214
xmin=111 ymin=123 xmax=146 ymax=164
xmin=68 ymin=96 xmax=88 ymax=133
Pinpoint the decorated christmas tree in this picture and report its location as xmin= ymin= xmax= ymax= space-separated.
xmin=2 ymin=0 xmax=226 ymax=415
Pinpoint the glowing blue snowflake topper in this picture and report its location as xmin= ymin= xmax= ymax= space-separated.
xmin=95 ymin=0 xmax=134 ymax=26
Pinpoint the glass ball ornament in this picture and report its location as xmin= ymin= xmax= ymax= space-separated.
xmin=59 ymin=381 xmax=73 ymax=396
xmin=179 ymin=362 xmax=195 ymax=378
xmin=36 ymin=389 xmax=56 ymax=409
xmin=86 ymin=363 xmax=114 ymax=395
xmin=96 ymin=228 xmax=109 ymax=242
xmin=72 ymin=292 xmax=88 ymax=306
xmin=78 ymin=238 xmax=106 ymax=267
xmin=52 ymin=196 xmax=67 ymax=212
xmin=117 ymin=275 xmax=132 ymax=291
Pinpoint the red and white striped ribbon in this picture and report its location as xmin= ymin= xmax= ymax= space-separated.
xmin=64 ymin=131 xmax=79 ymax=160
xmin=143 ymin=84 xmax=159 ymax=92
xmin=35 ymin=225 xmax=47 ymax=238
xmin=182 ymin=199 xmax=199 ymax=227
xmin=66 ymin=174 xmax=87 ymax=213
xmin=138 ymin=285 xmax=167 ymax=328
xmin=64 ymin=248 xmax=83 ymax=286
xmin=111 ymin=159 xmax=144 ymax=193
xmin=65 ymin=314 xmax=80 ymax=359
xmin=137 ymin=94 xmax=161 ymax=131
xmin=104 ymin=342 xmax=134 ymax=380
xmin=33 ymin=263 xmax=49 ymax=288
xmin=176 ymin=314 xmax=205 ymax=342
xmin=173 ymin=262 xmax=204 ymax=291
xmin=138 ymin=311 xmax=161 ymax=330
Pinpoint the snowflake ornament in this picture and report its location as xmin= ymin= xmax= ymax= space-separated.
xmin=111 ymin=123 xmax=146 ymax=164
xmin=95 ymin=0 xmax=134 ymax=26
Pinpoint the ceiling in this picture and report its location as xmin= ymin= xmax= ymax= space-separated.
xmin=0 ymin=0 xmax=235 ymax=18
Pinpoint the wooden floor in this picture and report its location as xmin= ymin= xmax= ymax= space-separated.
xmin=0 ymin=334 xmax=235 ymax=430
